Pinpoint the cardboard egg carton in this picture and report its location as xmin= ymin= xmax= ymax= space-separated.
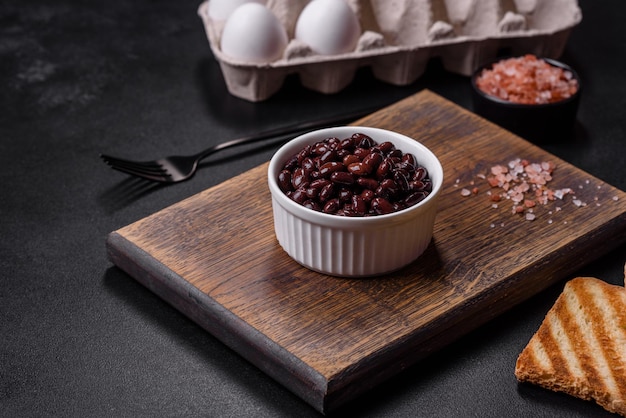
xmin=198 ymin=0 xmax=582 ymax=102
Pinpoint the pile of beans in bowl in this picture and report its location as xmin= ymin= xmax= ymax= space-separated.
xmin=277 ymin=133 xmax=432 ymax=216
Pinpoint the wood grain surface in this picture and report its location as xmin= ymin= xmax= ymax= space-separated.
xmin=107 ymin=90 xmax=626 ymax=414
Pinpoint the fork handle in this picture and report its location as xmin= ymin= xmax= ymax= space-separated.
xmin=196 ymin=107 xmax=380 ymax=160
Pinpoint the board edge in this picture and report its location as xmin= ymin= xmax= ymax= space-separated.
xmin=105 ymin=231 xmax=329 ymax=414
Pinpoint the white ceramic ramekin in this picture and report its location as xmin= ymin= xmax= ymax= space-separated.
xmin=267 ymin=126 xmax=443 ymax=277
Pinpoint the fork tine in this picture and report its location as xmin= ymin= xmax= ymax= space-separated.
xmin=106 ymin=163 xmax=172 ymax=182
xmin=104 ymin=159 xmax=168 ymax=175
xmin=100 ymin=154 xmax=166 ymax=172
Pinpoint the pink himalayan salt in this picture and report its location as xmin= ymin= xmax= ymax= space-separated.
xmin=476 ymin=54 xmax=578 ymax=104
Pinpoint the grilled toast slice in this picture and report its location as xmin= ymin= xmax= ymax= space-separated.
xmin=515 ymin=276 xmax=626 ymax=416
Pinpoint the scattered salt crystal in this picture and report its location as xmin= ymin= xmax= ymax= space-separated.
xmin=613 ymin=196 xmax=620 ymax=201
xmin=490 ymin=223 xmax=496 ymax=228
xmin=470 ymin=158 xmax=604 ymax=224
xmin=511 ymin=192 xmax=524 ymax=203
xmin=554 ymin=188 xmax=572 ymax=199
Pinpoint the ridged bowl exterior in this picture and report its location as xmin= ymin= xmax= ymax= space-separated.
xmin=268 ymin=127 xmax=443 ymax=277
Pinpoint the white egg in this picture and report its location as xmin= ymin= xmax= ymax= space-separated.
xmin=220 ymin=3 xmax=288 ymax=63
xmin=295 ymin=0 xmax=361 ymax=55
xmin=208 ymin=0 xmax=266 ymax=21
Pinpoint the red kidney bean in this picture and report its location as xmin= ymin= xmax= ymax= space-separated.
xmin=376 ymin=141 xmax=395 ymax=154
xmin=351 ymin=195 xmax=367 ymax=215
xmin=310 ymin=178 xmax=330 ymax=189
xmin=347 ymin=162 xmax=372 ymax=176
xmin=380 ymin=178 xmax=398 ymax=194
xmin=291 ymin=167 xmax=309 ymax=189
xmin=338 ymin=187 xmax=353 ymax=203
xmin=413 ymin=166 xmax=427 ymax=181
xmin=392 ymin=202 xmax=406 ymax=212
xmin=396 ymin=160 xmax=414 ymax=172
xmin=290 ymin=189 xmax=308 ymax=204
xmin=376 ymin=158 xmax=393 ymax=179
xmin=319 ymin=183 xmax=335 ymax=202
xmin=402 ymin=153 xmax=417 ymax=167
xmin=405 ymin=191 xmax=428 ymax=206
xmin=362 ymin=152 xmax=382 ymax=169
xmin=339 ymin=207 xmax=359 ymax=217
xmin=371 ymin=197 xmax=394 ymax=215
xmin=319 ymin=161 xmax=344 ymax=177
xmin=336 ymin=148 xmax=350 ymax=159
xmin=297 ymin=145 xmax=311 ymax=163
xmin=326 ymin=137 xmax=340 ymax=148
xmin=284 ymin=156 xmax=299 ymax=171
xmin=343 ymin=154 xmax=360 ymax=166
xmin=279 ymin=133 xmax=432 ymax=216
xmin=302 ymin=157 xmax=316 ymax=172
xmin=353 ymin=133 xmax=375 ymax=148
xmin=319 ymin=150 xmax=337 ymax=165
xmin=278 ymin=170 xmax=293 ymax=192
xmin=312 ymin=142 xmax=329 ymax=155
xmin=303 ymin=200 xmax=321 ymax=211
xmin=330 ymin=171 xmax=354 ymax=185
xmin=356 ymin=177 xmax=379 ymax=190
xmin=353 ymin=147 xmax=370 ymax=159
xmin=323 ymin=198 xmax=340 ymax=214
xmin=409 ymin=180 xmax=425 ymax=192
xmin=393 ymin=170 xmax=410 ymax=191
xmin=360 ymin=189 xmax=375 ymax=202
xmin=337 ymin=137 xmax=355 ymax=151
xmin=305 ymin=187 xmax=319 ymax=199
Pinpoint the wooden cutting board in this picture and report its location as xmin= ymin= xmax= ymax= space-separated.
xmin=107 ymin=90 xmax=626 ymax=414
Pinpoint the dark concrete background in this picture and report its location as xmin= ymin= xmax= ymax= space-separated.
xmin=2 ymin=1 xmax=624 ymax=416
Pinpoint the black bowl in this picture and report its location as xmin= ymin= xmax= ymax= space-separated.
xmin=470 ymin=57 xmax=581 ymax=143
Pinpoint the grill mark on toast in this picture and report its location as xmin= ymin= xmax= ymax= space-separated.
xmin=586 ymin=279 xmax=626 ymax=413
xmin=546 ymin=294 xmax=584 ymax=382
xmin=516 ymin=328 xmax=554 ymax=383
xmin=529 ymin=334 xmax=552 ymax=372
xmin=516 ymin=277 xmax=626 ymax=416
xmin=563 ymin=279 xmax=617 ymax=404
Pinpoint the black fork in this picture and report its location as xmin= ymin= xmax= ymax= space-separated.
xmin=100 ymin=108 xmax=377 ymax=183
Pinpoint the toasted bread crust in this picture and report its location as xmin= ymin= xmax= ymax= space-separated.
xmin=515 ymin=277 xmax=626 ymax=416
